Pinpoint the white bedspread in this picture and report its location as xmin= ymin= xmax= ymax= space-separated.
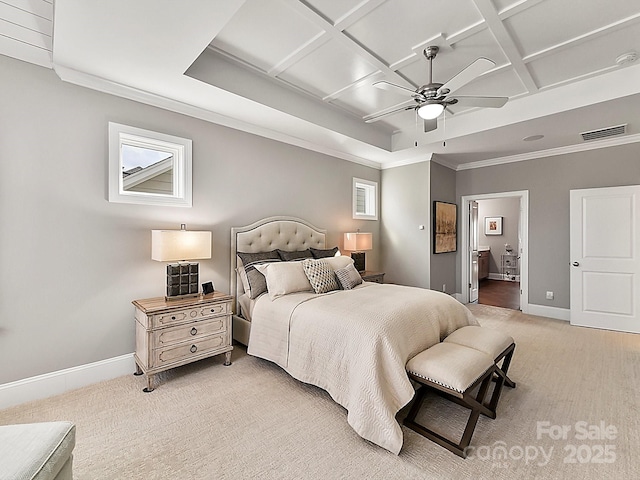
xmin=247 ymin=282 xmax=478 ymax=454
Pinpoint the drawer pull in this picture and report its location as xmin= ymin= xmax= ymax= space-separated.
xmin=190 ymin=327 xmax=197 ymax=336
xmin=171 ymin=316 xmax=176 ymax=320
xmin=210 ymin=308 xmax=216 ymax=313
xmin=190 ymin=345 xmax=197 ymax=353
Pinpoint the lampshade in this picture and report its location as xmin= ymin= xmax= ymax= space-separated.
xmin=417 ymin=103 xmax=444 ymax=120
xmin=151 ymin=227 xmax=211 ymax=262
xmin=343 ymin=232 xmax=373 ymax=251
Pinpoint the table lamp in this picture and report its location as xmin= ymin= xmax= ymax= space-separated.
xmin=343 ymin=231 xmax=372 ymax=272
xmin=151 ymin=224 xmax=211 ymax=300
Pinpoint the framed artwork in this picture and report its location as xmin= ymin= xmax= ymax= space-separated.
xmin=434 ymin=201 xmax=457 ymax=254
xmin=485 ymin=216 xmax=503 ymax=235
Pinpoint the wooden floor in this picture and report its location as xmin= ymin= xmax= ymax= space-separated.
xmin=478 ymin=279 xmax=520 ymax=310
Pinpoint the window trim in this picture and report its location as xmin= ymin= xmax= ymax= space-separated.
xmin=352 ymin=178 xmax=378 ymax=221
xmin=108 ymin=122 xmax=192 ymax=207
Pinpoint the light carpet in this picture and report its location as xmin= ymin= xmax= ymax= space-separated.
xmin=1 ymin=305 xmax=639 ymax=479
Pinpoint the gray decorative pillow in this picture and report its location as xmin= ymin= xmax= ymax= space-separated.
xmin=277 ymin=249 xmax=313 ymax=261
xmin=302 ymin=259 xmax=339 ymax=294
xmin=237 ymin=251 xmax=281 ymax=299
xmin=310 ymin=246 xmax=339 ymax=259
xmin=335 ymin=263 xmax=363 ymax=290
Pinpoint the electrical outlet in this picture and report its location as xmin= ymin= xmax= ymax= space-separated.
xmin=546 ymin=291 xmax=554 ymax=300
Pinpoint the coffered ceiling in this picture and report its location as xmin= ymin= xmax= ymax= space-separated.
xmin=4 ymin=0 xmax=640 ymax=169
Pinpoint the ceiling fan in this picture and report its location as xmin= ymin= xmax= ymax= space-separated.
xmin=365 ymin=46 xmax=508 ymax=132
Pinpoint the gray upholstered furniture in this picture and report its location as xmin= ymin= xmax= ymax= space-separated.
xmin=444 ymin=325 xmax=517 ymax=413
xmin=404 ymin=343 xmax=496 ymax=458
xmin=0 ymin=421 xmax=75 ymax=480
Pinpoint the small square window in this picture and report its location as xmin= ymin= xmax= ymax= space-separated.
xmin=353 ymin=178 xmax=378 ymax=220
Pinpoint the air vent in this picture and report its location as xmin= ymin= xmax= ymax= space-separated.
xmin=581 ymin=124 xmax=626 ymax=141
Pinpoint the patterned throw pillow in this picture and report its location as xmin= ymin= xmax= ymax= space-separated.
xmin=237 ymin=251 xmax=281 ymax=299
xmin=302 ymin=259 xmax=339 ymax=294
xmin=335 ymin=263 xmax=363 ymax=290
xmin=310 ymin=246 xmax=339 ymax=259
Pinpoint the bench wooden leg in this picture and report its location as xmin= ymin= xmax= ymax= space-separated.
xmin=484 ymin=344 xmax=516 ymax=416
xmin=404 ymin=367 xmax=495 ymax=458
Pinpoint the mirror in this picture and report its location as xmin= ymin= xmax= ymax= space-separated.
xmin=108 ymin=122 xmax=192 ymax=206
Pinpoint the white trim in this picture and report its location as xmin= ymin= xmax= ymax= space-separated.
xmin=108 ymin=122 xmax=192 ymax=207
xmin=527 ymin=304 xmax=571 ymax=322
xmin=488 ymin=273 xmax=520 ymax=281
xmin=461 ymin=191 xmax=529 ymax=314
xmin=457 ymin=133 xmax=640 ymax=171
xmin=54 ymin=65 xmax=382 ymax=170
xmin=352 ymin=177 xmax=378 ymax=220
xmin=0 ymin=354 xmax=135 ymax=410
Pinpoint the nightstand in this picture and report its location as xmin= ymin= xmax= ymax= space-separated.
xmin=361 ymin=271 xmax=385 ymax=283
xmin=133 ymin=291 xmax=233 ymax=392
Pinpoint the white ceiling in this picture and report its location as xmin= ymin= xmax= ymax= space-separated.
xmin=3 ymin=0 xmax=640 ymax=169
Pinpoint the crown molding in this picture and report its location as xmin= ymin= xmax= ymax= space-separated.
xmin=456 ymin=133 xmax=640 ymax=171
xmin=53 ymin=64 xmax=382 ymax=170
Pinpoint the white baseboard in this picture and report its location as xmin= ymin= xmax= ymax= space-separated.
xmin=487 ymin=273 xmax=520 ymax=281
xmin=526 ymin=304 xmax=570 ymax=322
xmin=0 ymin=353 xmax=135 ymax=410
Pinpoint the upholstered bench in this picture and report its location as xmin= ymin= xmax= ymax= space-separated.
xmin=444 ymin=326 xmax=516 ymax=416
xmin=0 ymin=421 xmax=76 ymax=480
xmin=404 ymin=343 xmax=495 ymax=458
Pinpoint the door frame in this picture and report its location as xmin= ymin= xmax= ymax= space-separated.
xmin=461 ymin=190 xmax=529 ymax=313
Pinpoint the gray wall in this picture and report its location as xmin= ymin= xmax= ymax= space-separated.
xmin=0 ymin=55 xmax=380 ymax=384
xmin=456 ymin=143 xmax=640 ymax=308
xmin=380 ymin=161 xmax=430 ymax=287
xmin=380 ymin=160 xmax=457 ymax=293
xmin=477 ymin=197 xmax=520 ymax=274
xmin=430 ymin=161 xmax=457 ymax=294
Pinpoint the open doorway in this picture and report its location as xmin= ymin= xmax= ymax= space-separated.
xmin=477 ymin=197 xmax=521 ymax=310
xmin=461 ymin=191 xmax=529 ymax=313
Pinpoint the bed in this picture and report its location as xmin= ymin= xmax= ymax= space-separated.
xmin=230 ymin=216 xmax=478 ymax=454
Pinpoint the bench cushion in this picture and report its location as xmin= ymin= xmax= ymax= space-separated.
xmin=0 ymin=421 xmax=75 ymax=480
xmin=444 ymin=325 xmax=514 ymax=358
xmin=406 ymin=343 xmax=493 ymax=394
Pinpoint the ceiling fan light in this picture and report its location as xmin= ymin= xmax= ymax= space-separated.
xmin=417 ymin=103 xmax=444 ymax=120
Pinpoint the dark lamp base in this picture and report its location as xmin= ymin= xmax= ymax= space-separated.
xmin=351 ymin=252 xmax=366 ymax=272
xmin=166 ymin=262 xmax=200 ymax=298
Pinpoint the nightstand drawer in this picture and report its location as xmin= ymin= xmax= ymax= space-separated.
xmin=152 ymin=302 xmax=229 ymax=328
xmin=153 ymin=333 xmax=227 ymax=367
xmin=133 ymin=292 xmax=234 ymax=391
xmin=154 ymin=317 xmax=227 ymax=347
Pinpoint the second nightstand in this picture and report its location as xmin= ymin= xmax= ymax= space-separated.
xmin=133 ymin=291 xmax=233 ymax=392
xmin=360 ymin=271 xmax=385 ymax=283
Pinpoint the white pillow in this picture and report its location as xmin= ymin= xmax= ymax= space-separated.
xmin=255 ymin=262 xmax=313 ymax=300
xmin=325 ymin=255 xmax=354 ymax=271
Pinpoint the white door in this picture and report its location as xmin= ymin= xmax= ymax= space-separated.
xmin=469 ymin=201 xmax=479 ymax=303
xmin=570 ymin=185 xmax=640 ymax=333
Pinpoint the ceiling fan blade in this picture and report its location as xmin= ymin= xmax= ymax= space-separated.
xmin=364 ymin=101 xmax=416 ymax=123
xmin=373 ymin=81 xmax=421 ymax=98
xmin=436 ymin=57 xmax=495 ymax=97
xmin=423 ymin=118 xmax=437 ymax=133
xmin=452 ymin=95 xmax=508 ymax=108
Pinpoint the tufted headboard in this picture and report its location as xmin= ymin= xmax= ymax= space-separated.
xmin=230 ymin=216 xmax=326 ymax=310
